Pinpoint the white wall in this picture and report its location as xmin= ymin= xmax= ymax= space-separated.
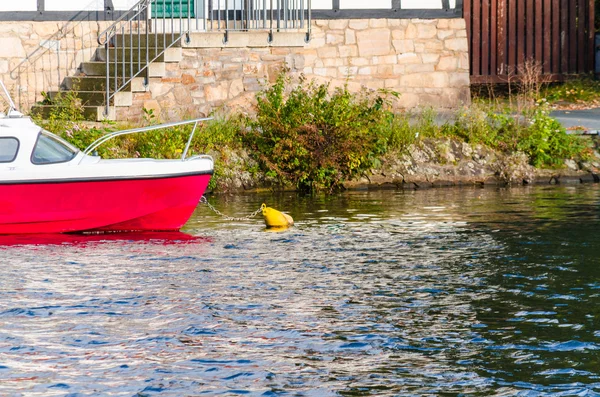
xmin=45 ymin=0 xmax=103 ymax=11
xmin=340 ymin=0 xmax=391 ymax=8
xmin=0 ymin=0 xmax=36 ymax=11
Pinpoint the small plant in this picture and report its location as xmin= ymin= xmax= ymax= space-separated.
xmin=244 ymin=71 xmax=394 ymax=193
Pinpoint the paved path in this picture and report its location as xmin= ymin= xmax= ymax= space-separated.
xmin=551 ymin=108 xmax=600 ymax=134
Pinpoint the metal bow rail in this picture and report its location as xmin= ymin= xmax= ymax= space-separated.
xmin=81 ymin=117 xmax=213 ymax=162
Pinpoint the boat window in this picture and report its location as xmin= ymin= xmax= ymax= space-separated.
xmin=31 ymin=131 xmax=78 ymax=165
xmin=0 ymin=137 xmax=19 ymax=163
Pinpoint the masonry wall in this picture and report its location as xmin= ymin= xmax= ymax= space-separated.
xmin=122 ymin=18 xmax=470 ymax=121
xmin=0 ymin=21 xmax=111 ymax=110
xmin=0 ymin=18 xmax=470 ymax=120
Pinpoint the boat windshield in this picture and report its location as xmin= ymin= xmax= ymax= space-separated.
xmin=31 ymin=130 xmax=79 ymax=165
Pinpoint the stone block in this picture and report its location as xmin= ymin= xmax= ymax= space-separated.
xmin=421 ymin=53 xmax=440 ymax=64
xmin=445 ymin=38 xmax=469 ymax=52
xmin=317 ymin=47 xmax=338 ymax=58
xmin=406 ymin=64 xmax=435 ymax=73
xmin=373 ymin=54 xmax=398 ymax=65
xmin=113 ymin=92 xmax=132 ymax=107
xmin=437 ymin=19 xmax=450 ymax=29
xmin=437 ymin=56 xmax=458 ymax=71
xmin=338 ymin=66 xmax=358 ymax=77
xmin=437 ymin=29 xmax=455 ymax=40
xmin=173 ymin=86 xmax=191 ymax=104
xmin=182 ymin=73 xmax=196 ymax=85
xmin=323 ymin=58 xmax=344 ymax=67
xmin=405 ymin=24 xmax=418 ymax=39
xmin=393 ymin=39 xmax=415 ymax=53
xmin=229 ymin=79 xmax=244 ymax=98
xmin=329 ymin=19 xmax=348 ymax=30
xmin=356 ymin=29 xmax=391 ymax=57
xmin=338 ymin=45 xmax=358 ymax=58
xmin=204 ymin=82 xmax=229 ymax=102
xmin=425 ymin=41 xmax=444 ymax=52
xmin=392 ymin=29 xmax=405 ymax=40
xmin=149 ymin=81 xmax=172 ymax=98
xmin=449 ymin=19 xmax=467 ymax=30
xmin=370 ymin=19 xmax=388 ymax=28
xmin=377 ymin=64 xmax=394 ymax=77
xmin=417 ymin=23 xmax=437 ymax=39
xmin=307 ymin=37 xmax=326 ymax=49
xmin=358 ymin=66 xmax=374 ymax=76
xmin=349 ymin=20 xmax=370 ymax=30
xmin=0 ymin=60 xmax=8 ymax=74
xmin=326 ymin=33 xmax=344 ymax=45
xmin=270 ymin=32 xmax=308 ymax=47
xmin=449 ymin=72 xmax=471 ymax=88
xmin=0 ymin=37 xmax=25 ymax=58
xmin=345 ymin=29 xmax=356 ymax=45
xmin=364 ymin=80 xmax=384 ymax=90
xmin=349 ymin=57 xmax=370 ymax=66
xmin=385 ymin=79 xmax=399 ymax=88
xmin=164 ymin=47 xmax=182 ymax=62
xmin=400 ymin=72 xmax=448 ymax=88
xmin=397 ymin=52 xmax=420 ymax=64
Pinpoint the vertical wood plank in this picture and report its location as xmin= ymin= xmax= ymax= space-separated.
xmin=560 ymin=0 xmax=569 ymax=73
xmin=482 ymin=0 xmax=490 ymax=75
xmin=473 ymin=0 xmax=481 ymax=76
xmin=577 ymin=0 xmax=586 ymax=72
xmin=497 ymin=0 xmax=507 ymax=75
xmin=517 ymin=0 xmax=526 ymax=66
xmin=490 ymin=0 xmax=498 ymax=78
xmin=569 ymin=0 xmax=577 ymax=73
xmin=464 ymin=0 xmax=473 ymax=77
xmin=551 ymin=0 xmax=560 ymax=74
xmin=589 ymin=0 xmax=596 ymax=73
xmin=508 ymin=0 xmax=517 ymax=74
xmin=543 ymin=0 xmax=551 ymax=73
xmin=535 ymin=0 xmax=543 ymax=68
xmin=526 ymin=0 xmax=534 ymax=62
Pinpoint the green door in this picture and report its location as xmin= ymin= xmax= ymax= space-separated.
xmin=152 ymin=0 xmax=195 ymax=18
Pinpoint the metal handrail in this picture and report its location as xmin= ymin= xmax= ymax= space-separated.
xmin=98 ymin=0 xmax=193 ymax=116
xmin=97 ymin=0 xmax=151 ymax=46
xmin=82 ymin=117 xmax=213 ymax=161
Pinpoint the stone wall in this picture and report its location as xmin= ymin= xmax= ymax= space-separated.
xmin=0 ymin=21 xmax=111 ymax=110
xmin=123 ymin=18 xmax=470 ymax=121
xmin=0 ymin=18 xmax=470 ymax=120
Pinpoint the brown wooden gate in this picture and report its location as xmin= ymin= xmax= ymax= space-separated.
xmin=464 ymin=0 xmax=596 ymax=83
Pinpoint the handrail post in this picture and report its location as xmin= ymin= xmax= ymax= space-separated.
xmin=182 ymin=121 xmax=199 ymax=160
xmin=105 ymin=35 xmax=110 ymax=116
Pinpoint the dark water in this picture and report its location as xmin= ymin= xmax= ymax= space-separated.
xmin=2 ymin=185 xmax=600 ymax=396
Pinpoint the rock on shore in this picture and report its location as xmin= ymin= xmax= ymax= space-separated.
xmin=210 ymin=138 xmax=599 ymax=193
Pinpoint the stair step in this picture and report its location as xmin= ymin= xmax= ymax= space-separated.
xmin=95 ymin=48 xmax=165 ymax=63
xmin=95 ymin=47 xmax=182 ymax=63
xmin=64 ymin=76 xmax=131 ymax=92
xmin=45 ymin=91 xmax=133 ymax=107
xmin=81 ymin=61 xmax=146 ymax=77
xmin=111 ymin=33 xmax=183 ymax=47
xmin=46 ymin=91 xmax=106 ymax=107
xmin=31 ymin=105 xmax=115 ymax=122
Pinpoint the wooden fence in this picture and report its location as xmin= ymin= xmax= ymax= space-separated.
xmin=464 ymin=0 xmax=596 ymax=83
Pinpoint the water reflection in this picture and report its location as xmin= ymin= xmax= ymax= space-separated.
xmin=1 ymin=185 xmax=600 ymax=395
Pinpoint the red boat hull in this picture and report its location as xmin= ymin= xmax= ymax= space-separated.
xmin=0 ymin=173 xmax=211 ymax=234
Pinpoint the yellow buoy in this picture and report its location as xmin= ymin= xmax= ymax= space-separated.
xmin=261 ymin=203 xmax=294 ymax=228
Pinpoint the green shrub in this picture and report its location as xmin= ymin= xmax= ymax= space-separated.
xmin=517 ymin=103 xmax=588 ymax=167
xmin=244 ymin=72 xmax=393 ymax=192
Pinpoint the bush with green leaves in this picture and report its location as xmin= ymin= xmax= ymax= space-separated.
xmin=243 ymin=72 xmax=394 ymax=192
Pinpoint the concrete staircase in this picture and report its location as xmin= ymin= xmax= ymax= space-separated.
xmin=31 ymin=34 xmax=183 ymax=121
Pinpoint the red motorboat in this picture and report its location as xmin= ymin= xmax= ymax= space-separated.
xmin=0 ymin=89 xmax=213 ymax=234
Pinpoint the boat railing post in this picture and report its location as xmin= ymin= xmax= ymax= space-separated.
xmin=182 ymin=121 xmax=199 ymax=160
